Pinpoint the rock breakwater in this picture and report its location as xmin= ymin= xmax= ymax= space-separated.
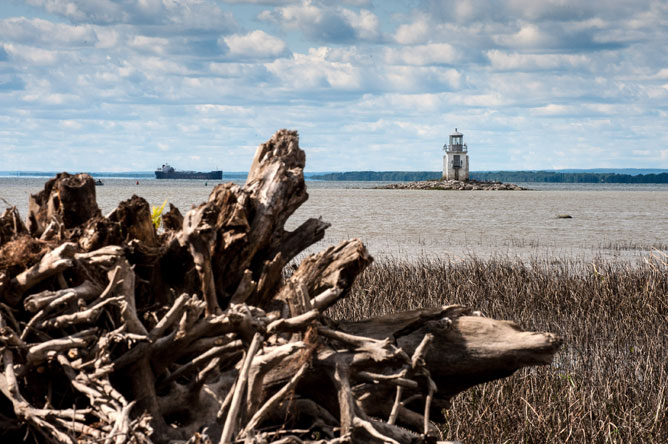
xmin=378 ymin=179 xmax=527 ymax=191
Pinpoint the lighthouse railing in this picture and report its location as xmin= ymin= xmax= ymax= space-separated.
xmin=444 ymin=143 xmax=467 ymax=152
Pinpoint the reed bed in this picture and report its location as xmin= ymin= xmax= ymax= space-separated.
xmin=329 ymin=253 xmax=668 ymax=443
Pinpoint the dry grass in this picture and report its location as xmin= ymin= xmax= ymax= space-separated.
xmin=329 ymin=252 xmax=668 ymax=443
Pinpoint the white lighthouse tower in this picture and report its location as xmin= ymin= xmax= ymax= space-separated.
xmin=442 ymin=128 xmax=469 ymax=181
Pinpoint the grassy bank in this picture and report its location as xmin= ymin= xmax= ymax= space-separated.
xmin=328 ymin=254 xmax=668 ymax=443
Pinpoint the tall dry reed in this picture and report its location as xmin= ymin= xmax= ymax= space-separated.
xmin=329 ymin=253 xmax=668 ymax=443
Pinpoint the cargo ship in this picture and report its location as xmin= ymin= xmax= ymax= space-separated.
xmin=155 ymin=164 xmax=222 ymax=180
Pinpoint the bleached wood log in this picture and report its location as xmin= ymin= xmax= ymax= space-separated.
xmin=0 ymin=130 xmax=562 ymax=444
xmin=220 ymin=332 xmax=263 ymax=444
xmin=181 ymin=203 xmax=221 ymax=316
xmin=241 ymin=361 xmax=309 ymax=438
xmin=25 ymin=328 xmax=97 ymax=367
xmin=9 ymin=242 xmax=77 ymax=301
xmin=23 ymin=280 xmax=101 ymax=312
xmin=339 ymin=307 xmax=563 ymax=404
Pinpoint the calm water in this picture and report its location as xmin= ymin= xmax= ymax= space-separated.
xmin=2 ymin=177 xmax=668 ymax=261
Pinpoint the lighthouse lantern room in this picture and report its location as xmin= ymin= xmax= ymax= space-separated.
xmin=442 ymin=128 xmax=469 ymax=181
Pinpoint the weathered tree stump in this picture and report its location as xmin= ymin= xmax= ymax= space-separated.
xmin=0 ymin=130 xmax=562 ymax=444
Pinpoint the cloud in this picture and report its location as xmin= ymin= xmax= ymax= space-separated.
xmin=493 ymin=22 xmax=625 ymax=52
xmin=384 ymin=43 xmax=459 ymax=66
xmin=531 ymin=104 xmax=578 ymax=116
xmin=220 ymin=0 xmax=372 ymax=5
xmin=356 ymin=93 xmax=449 ymax=113
xmin=653 ymin=69 xmax=668 ymax=79
xmin=486 ymin=50 xmax=590 ymax=71
xmin=1 ymin=0 xmax=667 ymax=173
xmin=262 ymin=45 xmax=462 ymax=94
xmin=208 ymin=62 xmax=273 ymax=82
xmin=393 ymin=16 xmax=431 ymax=45
xmin=422 ymin=0 xmax=652 ymax=23
xmin=222 ymin=30 xmax=289 ymax=59
xmin=0 ymin=17 xmax=98 ymax=48
xmin=219 ymin=0 xmax=293 ymax=4
xmin=25 ymin=0 xmax=237 ymax=31
xmin=259 ymin=1 xmax=380 ymax=43
xmin=3 ymin=43 xmax=62 ymax=66
xmin=25 ymin=0 xmax=128 ymax=25
xmin=128 ymin=35 xmax=170 ymax=55
xmin=265 ymin=48 xmax=364 ymax=90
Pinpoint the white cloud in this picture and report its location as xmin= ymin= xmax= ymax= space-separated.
xmin=195 ymin=104 xmax=253 ymax=116
xmin=265 ymin=48 xmax=363 ymax=90
xmin=486 ymin=50 xmax=590 ymax=71
xmin=393 ymin=17 xmax=431 ymax=45
xmin=532 ymin=104 xmax=576 ymax=116
xmin=0 ymin=17 xmax=98 ymax=47
xmin=357 ymin=93 xmax=448 ymax=113
xmin=3 ymin=43 xmax=62 ymax=66
xmin=340 ymin=8 xmax=379 ymax=41
xmin=219 ymin=0 xmax=293 ymax=4
xmin=22 ymin=92 xmax=80 ymax=105
xmin=384 ymin=43 xmax=458 ymax=66
xmin=61 ymin=120 xmax=83 ymax=129
xmin=494 ymin=23 xmax=556 ymax=49
xmin=25 ymin=0 xmax=131 ymax=24
xmin=222 ymin=31 xmax=288 ymax=59
xmin=94 ymin=27 xmax=120 ymax=48
xmin=382 ymin=65 xmax=462 ymax=91
xmin=25 ymin=0 xmax=237 ymax=31
xmin=131 ymin=56 xmax=190 ymax=76
xmin=128 ymin=35 xmax=170 ymax=55
xmin=259 ymin=1 xmax=380 ymax=43
xmin=654 ymin=69 xmax=668 ymax=79
xmin=423 ymin=0 xmax=651 ymax=23
xmin=220 ymin=0 xmax=371 ymax=4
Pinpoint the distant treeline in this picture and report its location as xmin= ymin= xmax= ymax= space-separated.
xmin=311 ymin=171 xmax=441 ymax=181
xmin=0 ymin=171 xmax=155 ymax=178
xmin=471 ymin=171 xmax=668 ymax=183
xmin=311 ymin=170 xmax=668 ymax=183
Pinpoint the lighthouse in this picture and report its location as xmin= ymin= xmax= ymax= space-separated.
xmin=442 ymin=128 xmax=469 ymax=181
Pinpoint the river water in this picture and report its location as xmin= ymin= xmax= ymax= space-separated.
xmin=2 ymin=177 xmax=667 ymax=262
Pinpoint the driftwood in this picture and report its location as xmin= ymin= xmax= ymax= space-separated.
xmin=0 ymin=130 xmax=562 ymax=444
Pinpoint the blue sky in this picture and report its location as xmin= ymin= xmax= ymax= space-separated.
xmin=1 ymin=0 xmax=667 ymax=172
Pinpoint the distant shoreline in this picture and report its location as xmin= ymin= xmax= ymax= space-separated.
xmin=0 ymin=172 xmax=249 ymax=180
xmin=311 ymin=170 xmax=668 ymax=184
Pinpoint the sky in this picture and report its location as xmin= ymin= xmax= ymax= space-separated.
xmin=0 ymin=0 xmax=667 ymax=173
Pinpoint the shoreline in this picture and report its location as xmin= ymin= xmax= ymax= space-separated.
xmin=376 ymin=179 xmax=527 ymax=190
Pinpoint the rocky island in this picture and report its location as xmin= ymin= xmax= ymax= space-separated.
xmin=375 ymin=130 xmax=525 ymax=190
xmin=378 ymin=179 xmax=527 ymax=190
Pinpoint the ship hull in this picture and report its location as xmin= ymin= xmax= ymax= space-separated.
xmin=155 ymin=170 xmax=222 ymax=180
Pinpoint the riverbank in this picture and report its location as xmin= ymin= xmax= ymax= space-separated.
xmin=377 ymin=179 xmax=526 ymax=190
